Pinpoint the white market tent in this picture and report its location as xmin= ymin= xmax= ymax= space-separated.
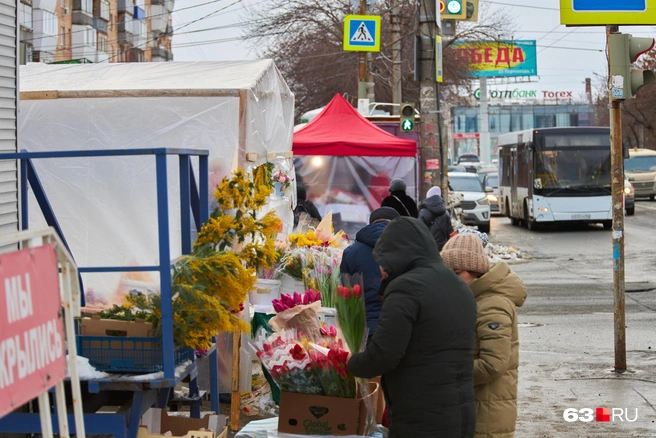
xmin=19 ymin=61 xmax=295 ymax=309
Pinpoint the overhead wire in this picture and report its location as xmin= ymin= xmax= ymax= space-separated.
xmin=23 ymin=0 xmax=264 ymax=49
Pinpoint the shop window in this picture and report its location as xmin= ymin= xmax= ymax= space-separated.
xmin=535 ymin=115 xmax=556 ymax=128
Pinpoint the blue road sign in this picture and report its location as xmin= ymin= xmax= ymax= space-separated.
xmin=349 ymin=19 xmax=377 ymax=47
xmin=573 ymin=0 xmax=646 ymax=11
xmin=343 ymin=15 xmax=381 ymax=52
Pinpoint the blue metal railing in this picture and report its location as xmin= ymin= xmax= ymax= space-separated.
xmin=1 ymin=148 xmax=209 ymax=380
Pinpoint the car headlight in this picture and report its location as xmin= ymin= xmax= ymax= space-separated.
xmin=477 ymin=197 xmax=489 ymax=206
xmin=487 ymin=194 xmax=498 ymax=202
xmin=624 ymin=186 xmax=632 ymax=195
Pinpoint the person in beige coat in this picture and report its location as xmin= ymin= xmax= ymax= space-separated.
xmin=441 ymin=233 xmax=527 ymax=438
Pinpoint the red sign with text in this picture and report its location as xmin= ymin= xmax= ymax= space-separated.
xmin=426 ymin=158 xmax=440 ymax=170
xmin=0 ymin=244 xmax=64 ymax=418
xmin=453 ymin=133 xmax=481 ymax=140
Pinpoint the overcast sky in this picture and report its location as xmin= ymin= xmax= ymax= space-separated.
xmin=172 ymin=0 xmax=656 ymax=101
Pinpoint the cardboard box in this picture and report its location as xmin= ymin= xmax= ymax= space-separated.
xmin=140 ymin=408 xmax=227 ymax=438
xmin=278 ymin=383 xmax=378 ymax=436
xmin=137 ymin=427 xmax=227 ymax=438
xmin=80 ymin=315 xmax=155 ymax=337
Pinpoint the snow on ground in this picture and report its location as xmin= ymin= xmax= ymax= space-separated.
xmin=487 ymin=242 xmax=528 ymax=262
xmin=128 ymin=360 xmax=194 ymax=381
xmin=68 ymin=355 xmax=109 ymax=380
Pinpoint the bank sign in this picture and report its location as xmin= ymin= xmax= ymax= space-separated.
xmin=453 ymin=40 xmax=538 ymax=78
xmin=474 ymin=89 xmax=574 ymax=100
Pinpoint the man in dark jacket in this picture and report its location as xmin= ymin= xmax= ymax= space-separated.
xmin=347 ymin=217 xmax=477 ymax=438
xmin=340 ymin=207 xmax=400 ymax=340
xmin=294 ymin=185 xmax=322 ymax=227
xmin=419 ymin=186 xmax=454 ymax=251
xmin=381 ymin=179 xmax=418 ymax=218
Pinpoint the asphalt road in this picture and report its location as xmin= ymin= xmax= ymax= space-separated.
xmin=488 ymin=200 xmax=656 ymax=437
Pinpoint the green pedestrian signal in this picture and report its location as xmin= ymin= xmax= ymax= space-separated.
xmin=400 ymin=103 xmax=415 ymax=132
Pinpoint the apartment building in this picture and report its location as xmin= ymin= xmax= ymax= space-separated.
xmin=19 ymin=0 xmax=173 ymax=64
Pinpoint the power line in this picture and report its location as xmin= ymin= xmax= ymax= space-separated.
xmin=483 ymin=1 xmax=559 ymax=11
xmin=537 ymin=44 xmax=603 ymax=52
xmin=100 ymin=0 xmax=244 ymax=62
xmin=29 ymin=17 xmax=266 ymax=51
xmin=23 ymin=0 xmax=251 ymax=44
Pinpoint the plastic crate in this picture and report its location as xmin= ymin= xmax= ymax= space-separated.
xmin=77 ymin=335 xmax=194 ymax=373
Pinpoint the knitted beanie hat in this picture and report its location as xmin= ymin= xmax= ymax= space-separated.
xmin=441 ymin=233 xmax=490 ymax=274
xmin=369 ymin=207 xmax=400 ymax=224
xmin=389 ymin=179 xmax=407 ymax=192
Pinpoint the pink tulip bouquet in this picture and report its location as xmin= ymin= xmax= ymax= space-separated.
xmin=271 ymin=290 xmax=322 ymax=313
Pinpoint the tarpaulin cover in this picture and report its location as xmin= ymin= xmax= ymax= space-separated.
xmin=292 ymin=94 xmax=417 ymax=157
xmin=19 ymin=61 xmax=295 ymax=311
xmin=295 ymin=155 xmax=416 ymax=238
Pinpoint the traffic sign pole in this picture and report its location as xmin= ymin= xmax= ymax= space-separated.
xmin=358 ymin=0 xmax=367 ymax=98
xmin=607 ymin=24 xmax=627 ymax=373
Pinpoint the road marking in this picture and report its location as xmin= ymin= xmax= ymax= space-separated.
xmin=636 ymin=202 xmax=656 ymax=211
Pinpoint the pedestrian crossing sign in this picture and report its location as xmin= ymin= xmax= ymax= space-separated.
xmin=343 ymin=15 xmax=381 ymax=52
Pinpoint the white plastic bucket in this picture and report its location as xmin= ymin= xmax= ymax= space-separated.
xmin=249 ymin=279 xmax=281 ymax=306
xmin=318 ymin=307 xmax=337 ymax=327
xmin=279 ymin=274 xmax=305 ymax=295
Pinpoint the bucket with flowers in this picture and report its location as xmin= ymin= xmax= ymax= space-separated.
xmin=272 ymin=170 xmax=293 ymax=197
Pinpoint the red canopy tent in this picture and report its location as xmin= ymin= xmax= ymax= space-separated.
xmin=292 ymin=94 xmax=417 ymax=157
xmin=292 ymin=94 xmax=418 ymax=235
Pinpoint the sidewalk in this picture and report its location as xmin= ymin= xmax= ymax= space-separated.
xmin=516 ymin=313 xmax=656 ymax=437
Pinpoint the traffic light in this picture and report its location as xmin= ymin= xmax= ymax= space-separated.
xmin=609 ymin=32 xmax=655 ymax=101
xmin=461 ymin=0 xmax=479 ymax=23
xmin=440 ymin=0 xmax=466 ymax=20
xmin=400 ymin=103 xmax=415 ymax=132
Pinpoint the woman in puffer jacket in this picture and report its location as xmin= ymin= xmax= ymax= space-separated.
xmin=441 ymin=233 xmax=528 ymax=438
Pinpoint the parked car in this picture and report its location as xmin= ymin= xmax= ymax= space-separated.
xmin=625 ymin=177 xmax=635 ymax=216
xmin=448 ymin=165 xmax=467 ymax=173
xmin=476 ymin=164 xmax=498 ymax=184
xmin=456 ymin=153 xmax=481 ymax=173
xmin=624 ymin=148 xmax=656 ymax=200
xmin=483 ymin=172 xmax=500 ymax=214
xmin=448 ymin=171 xmax=491 ymax=233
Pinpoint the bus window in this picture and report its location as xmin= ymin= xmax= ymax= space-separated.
xmin=534 ymin=148 xmax=611 ymax=189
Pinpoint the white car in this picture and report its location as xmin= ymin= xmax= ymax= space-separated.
xmin=448 ymin=172 xmax=491 ymax=233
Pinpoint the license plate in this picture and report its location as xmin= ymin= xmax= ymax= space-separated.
xmin=571 ymin=214 xmax=591 ymax=220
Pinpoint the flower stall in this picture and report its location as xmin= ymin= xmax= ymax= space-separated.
xmin=19 ymin=60 xmax=295 ymax=311
xmin=14 ymin=61 xmax=296 ymax=436
xmin=293 ymin=94 xmax=418 ymax=237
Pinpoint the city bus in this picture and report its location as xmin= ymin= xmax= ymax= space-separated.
xmin=497 ymin=127 xmax=612 ymax=230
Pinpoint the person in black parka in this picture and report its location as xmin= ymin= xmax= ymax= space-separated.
xmin=340 ymin=207 xmax=400 ymax=342
xmin=381 ymin=179 xmax=419 ymax=218
xmin=294 ymin=185 xmax=322 ymax=227
xmin=347 ymin=217 xmax=477 ymax=438
xmin=419 ymin=186 xmax=454 ymax=251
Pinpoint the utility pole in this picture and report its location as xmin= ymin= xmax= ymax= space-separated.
xmin=585 ymin=77 xmax=593 ymax=105
xmin=607 ymin=24 xmax=626 ymax=373
xmin=417 ymin=0 xmax=441 ymax=199
xmin=390 ymin=0 xmax=402 ymax=113
xmin=479 ymin=77 xmax=491 ymax=162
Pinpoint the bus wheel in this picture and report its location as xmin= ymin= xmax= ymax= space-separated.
xmin=507 ymin=200 xmax=519 ymax=226
xmin=603 ymin=221 xmax=612 ymax=229
xmin=524 ymin=203 xmax=537 ymax=231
